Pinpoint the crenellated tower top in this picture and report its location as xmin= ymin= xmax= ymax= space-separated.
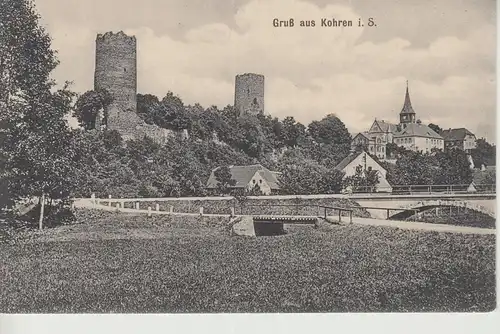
xmin=96 ymin=31 xmax=136 ymax=44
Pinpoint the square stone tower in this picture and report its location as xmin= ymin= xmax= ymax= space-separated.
xmin=234 ymin=73 xmax=265 ymax=115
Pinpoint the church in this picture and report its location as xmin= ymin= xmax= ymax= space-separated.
xmin=351 ymin=82 xmax=444 ymax=159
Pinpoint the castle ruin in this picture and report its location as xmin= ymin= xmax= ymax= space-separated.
xmin=94 ymin=31 xmax=172 ymax=143
xmin=234 ymin=73 xmax=265 ymax=115
xmin=94 ymin=32 xmax=266 ymax=142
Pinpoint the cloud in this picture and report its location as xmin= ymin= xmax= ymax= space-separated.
xmin=42 ymin=0 xmax=496 ymax=141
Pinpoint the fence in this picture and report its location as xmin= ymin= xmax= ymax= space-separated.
xmin=350 ymin=184 xmax=496 ymax=195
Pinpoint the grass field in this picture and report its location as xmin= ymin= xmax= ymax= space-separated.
xmin=0 ymin=210 xmax=496 ymax=313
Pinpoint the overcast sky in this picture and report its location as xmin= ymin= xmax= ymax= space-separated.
xmin=36 ymin=0 xmax=496 ymax=142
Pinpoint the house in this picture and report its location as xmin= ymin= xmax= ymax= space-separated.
xmin=441 ymin=128 xmax=477 ymax=153
xmin=393 ymin=122 xmax=444 ymax=153
xmin=351 ymin=132 xmax=374 ymax=151
xmin=206 ymin=164 xmax=280 ymax=195
xmin=334 ymin=150 xmax=392 ymax=192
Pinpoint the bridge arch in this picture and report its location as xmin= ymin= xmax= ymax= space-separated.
xmin=388 ymin=200 xmax=495 ymax=220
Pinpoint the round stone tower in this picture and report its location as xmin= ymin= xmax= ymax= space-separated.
xmin=234 ymin=73 xmax=265 ymax=115
xmin=94 ymin=31 xmax=140 ymax=139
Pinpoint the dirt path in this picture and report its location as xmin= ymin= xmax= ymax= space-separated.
xmin=354 ymin=217 xmax=495 ymax=235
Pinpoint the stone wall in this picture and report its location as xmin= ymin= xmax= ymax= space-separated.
xmin=234 ymin=73 xmax=265 ymax=115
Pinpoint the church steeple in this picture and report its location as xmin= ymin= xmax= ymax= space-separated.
xmin=399 ymin=80 xmax=416 ymax=128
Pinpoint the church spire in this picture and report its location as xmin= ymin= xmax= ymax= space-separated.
xmin=400 ymin=80 xmax=415 ymax=114
xmin=399 ymin=80 xmax=416 ymax=127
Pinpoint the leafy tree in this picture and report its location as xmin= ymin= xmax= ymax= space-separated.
xmin=73 ymin=89 xmax=112 ymax=130
xmin=137 ymin=93 xmax=160 ymax=125
xmin=433 ymin=148 xmax=473 ymax=185
xmin=307 ymin=114 xmax=351 ymax=146
xmin=214 ymin=166 xmax=236 ymax=195
xmin=471 ymin=138 xmax=496 ymax=168
xmin=342 ymin=165 xmax=380 ymax=192
xmin=277 ymin=151 xmax=344 ymax=194
xmin=0 ymin=0 xmax=80 ymax=228
xmin=281 ymin=116 xmax=306 ymax=148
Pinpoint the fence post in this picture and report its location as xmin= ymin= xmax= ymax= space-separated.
xmin=324 ymin=207 xmax=327 ymax=219
xmin=387 ymin=209 xmax=390 ymax=219
xmin=230 ymin=207 xmax=235 ymax=217
xmin=200 ymin=207 xmax=204 ymax=216
xmin=169 ymin=205 xmax=173 ymax=214
xmin=108 ymin=195 xmax=112 ymax=207
xmin=147 ymin=206 xmax=152 ymax=217
xmin=338 ymin=210 xmax=342 ymax=223
xmin=91 ymin=193 xmax=96 ymax=209
xmin=115 ymin=203 xmax=120 ymax=212
xmin=135 ymin=202 xmax=140 ymax=210
xmin=349 ymin=210 xmax=352 ymax=224
xmin=156 ymin=203 xmax=160 ymax=211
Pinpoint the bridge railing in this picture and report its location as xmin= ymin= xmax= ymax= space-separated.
xmin=318 ymin=205 xmax=353 ymax=224
xmin=350 ymin=184 xmax=496 ymax=195
xmin=239 ymin=204 xmax=319 ymax=216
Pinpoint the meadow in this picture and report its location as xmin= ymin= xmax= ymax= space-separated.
xmin=0 ymin=210 xmax=496 ymax=313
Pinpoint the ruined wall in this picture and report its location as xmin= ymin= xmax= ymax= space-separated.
xmin=94 ymin=31 xmax=142 ymax=140
xmin=234 ymin=73 xmax=265 ymax=115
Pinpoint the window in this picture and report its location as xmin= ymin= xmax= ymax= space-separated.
xmin=259 ymin=180 xmax=262 ymax=184
xmin=367 ymin=167 xmax=372 ymax=172
xmin=253 ymin=180 xmax=256 ymax=184
xmin=124 ymin=68 xmax=127 ymax=72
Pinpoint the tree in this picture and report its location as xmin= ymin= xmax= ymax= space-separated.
xmin=214 ymin=166 xmax=236 ymax=195
xmin=342 ymin=165 xmax=380 ymax=192
xmin=281 ymin=116 xmax=306 ymax=148
xmin=136 ymin=93 xmax=160 ymax=125
xmin=307 ymin=114 xmax=351 ymax=146
xmin=428 ymin=123 xmax=443 ymax=135
xmin=277 ymin=151 xmax=344 ymax=195
xmin=471 ymin=138 xmax=496 ymax=168
xmin=0 ymin=0 xmax=80 ymax=228
xmin=73 ymin=89 xmax=112 ymax=130
xmin=433 ymin=148 xmax=473 ymax=185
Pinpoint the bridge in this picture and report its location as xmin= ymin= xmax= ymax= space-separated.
xmin=347 ymin=193 xmax=496 ymax=219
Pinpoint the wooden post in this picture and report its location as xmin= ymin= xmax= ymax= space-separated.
xmin=200 ymin=207 xmax=204 ymax=216
xmin=91 ymin=193 xmax=96 ymax=209
xmin=386 ymin=209 xmax=390 ymax=219
xmin=108 ymin=195 xmax=112 ymax=207
xmin=169 ymin=205 xmax=173 ymax=214
xmin=147 ymin=206 xmax=152 ymax=217
xmin=230 ymin=207 xmax=235 ymax=217
xmin=349 ymin=210 xmax=352 ymax=224
xmin=135 ymin=202 xmax=140 ymax=210
xmin=38 ymin=193 xmax=45 ymax=230
xmin=156 ymin=203 xmax=160 ymax=211
xmin=338 ymin=210 xmax=341 ymax=223
xmin=115 ymin=203 xmax=120 ymax=211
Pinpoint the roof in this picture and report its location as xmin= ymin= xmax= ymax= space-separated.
xmin=441 ymin=128 xmax=476 ymax=141
xmin=371 ymin=120 xmax=398 ymax=133
xmin=334 ymin=153 xmax=359 ymax=171
xmin=394 ymin=123 xmax=443 ymax=139
xmin=206 ymin=164 xmax=280 ymax=190
xmin=353 ymin=132 xmax=374 ymax=141
xmin=400 ymin=81 xmax=416 ymax=115
xmin=334 ymin=150 xmax=387 ymax=173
